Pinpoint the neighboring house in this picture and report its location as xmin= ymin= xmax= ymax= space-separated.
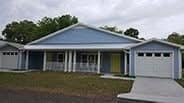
xmin=22 ymin=23 xmax=183 ymax=79
xmin=0 ymin=40 xmax=24 ymax=69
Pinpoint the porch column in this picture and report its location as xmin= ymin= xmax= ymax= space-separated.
xmin=64 ymin=51 xmax=68 ymax=72
xmin=124 ymin=53 xmax=127 ymax=75
xmin=43 ymin=51 xmax=47 ymax=71
xmin=97 ymin=51 xmax=101 ymax=74
xmin=19 ymin=51 xmax=22 ymax=69
xmin=73 ymin=50 xmax=76 ymax=72
xmin=68 ymin=51 xmax=72 ymax=72
xmin=25 ymin=51 xmax=29 ymax=70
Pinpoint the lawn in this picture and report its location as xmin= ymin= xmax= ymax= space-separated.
xmin=0 ymin=72 xmax=133 ymax=97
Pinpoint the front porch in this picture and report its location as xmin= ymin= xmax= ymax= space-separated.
xmin=25 ymin=50 xmax=129 ymax=74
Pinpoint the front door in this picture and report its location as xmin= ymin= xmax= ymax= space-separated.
xmin=111 ymin=54 xmax=121 ymax=73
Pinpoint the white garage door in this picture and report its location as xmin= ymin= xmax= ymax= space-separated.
xmin=1 ymin=52 xmax=18 ymax=69
xmin=135 ymin=52 xmax=173 ymax=78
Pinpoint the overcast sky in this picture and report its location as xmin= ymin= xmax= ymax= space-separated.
xmin=0 ymin=0 xmax=184 ymax=39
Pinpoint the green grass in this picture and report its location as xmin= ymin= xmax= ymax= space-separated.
xmin=0 ymin=71 xmax=133 ymax=97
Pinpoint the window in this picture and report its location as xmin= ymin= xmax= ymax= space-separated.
xmin=146 ymin=53 xmax=152 ymax=57
xmin=6 ymin=52 xmax=10 ymax=55
xmin=11 ymin=52 xmax=14 ymax=55
xmin=3 ymin=52 xmax=6 ymax=55
xmin=57 ymin=53 xmax=64 ymax=62
xmin=163 ymin=53 xmax=170 ymax=57
xmin=14 ymin=52 xmax=18 ymax=55
xmin=155 ymin=53 xmax=161 ymax=57
xmin=138 ymin=53 xmax=144 ymax=56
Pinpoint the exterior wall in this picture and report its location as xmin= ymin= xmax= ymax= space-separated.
xmin=129 ymin=41 xmax=181 ymax=79
xmin=101 ymin=52 xmax=111 ymax=73
xmin=28 ymin=51 xmax=44 ymax=69
xmin=100 ymin=51 xmax=125 ymax=74
xmin=32 ymin=26 xmax=138 ymax=45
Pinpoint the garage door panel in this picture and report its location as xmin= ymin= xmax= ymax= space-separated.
xmin=135 ymin=52 xmax=172 ymax=78
xmin=1 ymin=52 xmax=18 ymax=69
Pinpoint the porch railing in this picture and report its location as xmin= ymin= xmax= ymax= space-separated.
xmin=45 ymin=62 xmax=97 ymax=72
xmin=75 ymin=63 xmax=97 ymax=73
xmin=46 ymin=62 xmax=65 ymax=71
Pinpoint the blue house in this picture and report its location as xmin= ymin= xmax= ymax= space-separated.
xmin=23 ymin=23 xmax=183 ymax=79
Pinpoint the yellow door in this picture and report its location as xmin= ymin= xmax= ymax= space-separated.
xmin=111 ymin=54 xmax=121 ymax=73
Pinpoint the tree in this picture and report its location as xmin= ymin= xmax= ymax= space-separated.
xmin=100 ymin=26 xmax=123 ymax=34
xmin=124 ymin=28 xmax=139 ymax=38
xmin=167 ymin=32 xmax=184 ymax=45
xmin=2 ymin=14 xmax=78 ymax=44
xmin=36 ymin=15 xmax=78 ymax=41
xmin=2 ymin=20 xmax=38 ymax=44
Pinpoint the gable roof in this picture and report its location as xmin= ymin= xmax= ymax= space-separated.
xmin=0 ymin=40 xmax=24 ymax=49
xmin=27 ymin=23 xmax=142 ymax=45
xmin=127 ymin=38 xmax=184 ymax=49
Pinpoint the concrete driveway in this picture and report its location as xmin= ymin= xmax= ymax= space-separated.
xmin=118 ymin=77 xmax=184 ymax=103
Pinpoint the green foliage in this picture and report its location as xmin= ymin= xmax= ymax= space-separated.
xmin=167 ymin=32 xmax=184 ymax=45
xmin=124 ymin=28 xmax=139 ymax=38
xmin=2 ymin=20 xmax=38 ymax=44
xmin=100 ymin=26 xmax=123 ymax=34
xmin=2 ymin=14 xmax=78 ymax=44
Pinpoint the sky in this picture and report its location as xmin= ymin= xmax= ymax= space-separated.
xmin=0 ymin=0 xmax=184 ymax=39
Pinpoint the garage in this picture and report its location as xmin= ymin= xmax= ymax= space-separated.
xmin=0 ymin=40 xmax=24 ymax=69
xmin=129 ymin=39 xmax=182 ymax=79
xmin=1 ymin=51 xmax=19 ymax=69
xmin=135 ymin=52 xmax=173 ymax=78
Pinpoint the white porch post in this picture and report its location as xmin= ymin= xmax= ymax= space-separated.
xmin=124 ymin=53 xmax=127 ymax=75
xmin=43 ymin=51 xmax=47 ymax=71
xmin=68 ymin=51 xmax=72 ymax=72
xmin=25 ymin=51 xmax=29 ymax=70
xmin=64 ymin=51 xmax=68 ymax=72
xmin=19 ymin=51 xmax=22 ymax=69
xmin=97 ymin=51 xmax=101 ymax=74
xmin=73 ymin=50 xmax=76 ymax=72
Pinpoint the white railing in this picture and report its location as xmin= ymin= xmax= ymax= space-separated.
xmin=46 ymin=62 xmax=65 ymax=71
xmin=45 ymin=62 xmax=97 ymax=72
xmin=75 ymin=63 xmax=97 ymax=73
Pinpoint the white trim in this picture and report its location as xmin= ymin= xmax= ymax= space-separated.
xmin=172 ymin=51 xmax=175 ymax=79
xmin=68 ymin=51 xmax=72 ymax=72
xmin=127 ymin=38 xmax=183 ymax=49
xmin=73 ymin=50 xmax=76 ymax=72
xmin=129 ymin=51 xmax=132 ymax=76
xmin=27 ymin=23 xmax=141 ymax=45
xmin=97 ymin=51 xmax=101 ymax=74
xmin=25 ymin=51 xmax=29 ymax=70
xmin=178 ymin=50 xmax=182 ymax=79
xmin=24 ymin=44 xmax=135 ymax=50
xmin=124 ymin=52 xmax=127 ymax=75
xmin=43 ymin=51 xmax=46 ymax=71
xmin=64 ymin=51 xmax=68 ymax=72
xmin=19 ymin=51 xmax=22 ymax=69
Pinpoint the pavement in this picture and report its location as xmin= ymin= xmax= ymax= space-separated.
xmin=118 ymin=77 xmax=184 ymax=103
xmin=100 ymin=74 xmax=135 ymax=80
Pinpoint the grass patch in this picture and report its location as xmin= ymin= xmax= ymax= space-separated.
xmin=0 ymin=71 xmax=133 ymax=97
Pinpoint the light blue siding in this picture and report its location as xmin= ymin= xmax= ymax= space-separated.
xmin=130 ymin=41 xmax=181 ymax=79
xmin=32 ymin=26 xmax=138 ymax=45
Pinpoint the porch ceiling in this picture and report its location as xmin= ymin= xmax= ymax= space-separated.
xmin=24 ymin=43 xmax=136 ymax=50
